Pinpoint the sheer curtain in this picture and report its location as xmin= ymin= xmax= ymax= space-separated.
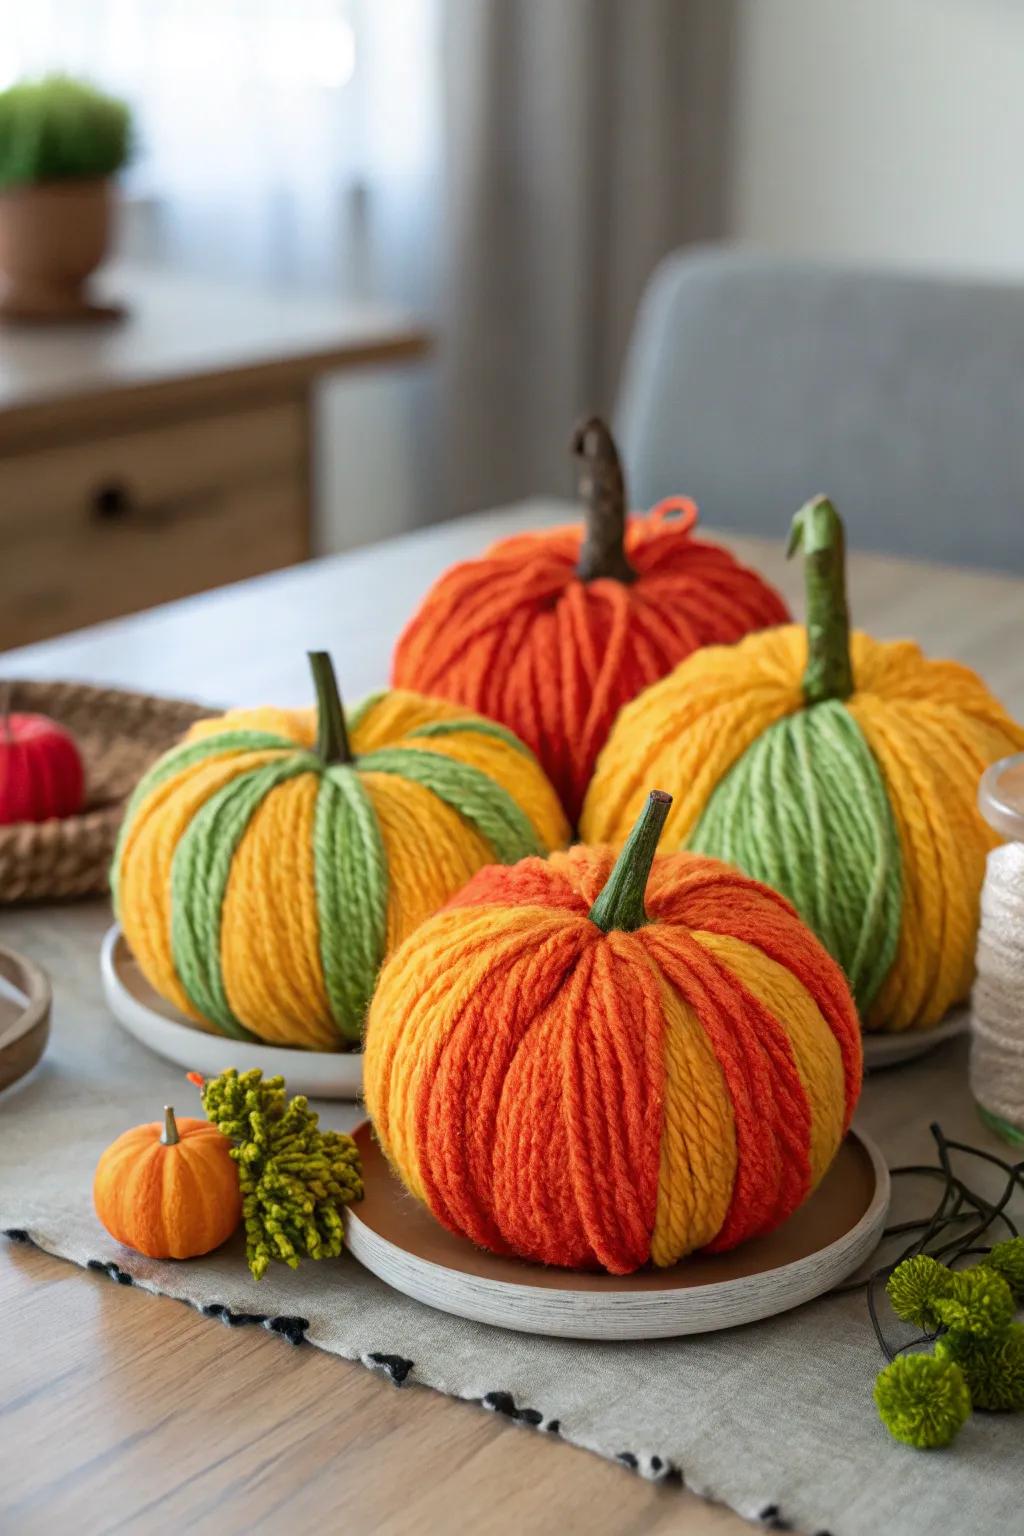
xmin=0 ymin=0 xmax=441 ymax=300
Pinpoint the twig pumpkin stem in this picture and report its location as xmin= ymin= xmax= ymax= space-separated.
xmin=588 ymin=790 xmax=672 ymax=933
xmin=787 ymin=496 xmax=854 ymax=705
xmin=161 ymin=1105 xmax=180 ymax=1145
xmin=573 ymin=416 xmax=636 ymax=584
xmin=308 ymin=651 xmax=353 ymax=766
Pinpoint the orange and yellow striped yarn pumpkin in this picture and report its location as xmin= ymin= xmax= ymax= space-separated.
xmin=582 ymin=499 xmax=1024 ymax=1034
xmin=112 ymin=653 xmax=568 ymax=1051
xmin=364 ymin=791 xmax=861 ymax=1274
xmin=392 ymin=418 xmax=788 ymax=823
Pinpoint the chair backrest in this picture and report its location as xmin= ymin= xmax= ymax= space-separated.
xmin=617 ymin=246 xmax=1024 ymax=571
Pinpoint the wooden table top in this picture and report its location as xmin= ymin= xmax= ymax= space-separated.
xmin=3 ymin=503 xmax=1023 ymax=1536
xmin=0 ymin=262 xmax=430 ymax=450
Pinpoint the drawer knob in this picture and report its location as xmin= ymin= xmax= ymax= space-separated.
xmin=91 ymin=481 xmax=136 ymax=523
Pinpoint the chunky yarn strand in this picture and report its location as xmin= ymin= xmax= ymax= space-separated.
xmin=689 ymin=699 xmax=903 ymax=1016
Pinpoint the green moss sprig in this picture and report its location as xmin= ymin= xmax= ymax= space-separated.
xmin=876 ymin=1243 xmax=1024 ymax=1448
xmin=190 ymin=1068 xmax=362 ymax=1281
xmin=873 ymin=1354 xmax=971 ymax=1449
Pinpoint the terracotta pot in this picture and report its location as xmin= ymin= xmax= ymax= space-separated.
xmin=0 ymin=178 xmax=114 ymax=320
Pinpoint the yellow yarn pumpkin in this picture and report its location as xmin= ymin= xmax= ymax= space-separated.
xmin=582 ymin=499 xmax=1024 ymax=1033
xmin=113 ymin=653 xmax=568 ymax=1049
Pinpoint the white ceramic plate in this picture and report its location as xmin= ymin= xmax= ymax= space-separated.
xmin=862 ymin=1006 xmax=969 ymax=1071
xmin=344 ymin=1121 xmax=890 ymax=1340
xmin=100 ymin=924 xmax=364 ymax=1100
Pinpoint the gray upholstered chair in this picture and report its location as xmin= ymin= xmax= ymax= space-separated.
xmin=617 ymin=246 xmax=1024 ymax=571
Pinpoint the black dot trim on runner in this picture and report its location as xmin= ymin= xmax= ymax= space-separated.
xmin=616 ymin=1450 xmax=683 ymax=1484
xmin=265 ymin=1316 xmax=309 ymax=1346
xmin=481 ymin=1390 xmax=543 ymax=1426
xmin=364 ymin=1352 xmax=415 ymax=1387
xmin=199 ymin=1304 xmax=309 ymax=1345
xmin=202 ymin=1302 xmax=263 ymax=1326
xmin=87 ymin=1258 xmax=134 ymax=1285
xmin=78 ymin=1255 xmax=311 ymax=1345
xmin=759 ymin=1506 xmax=793 ymax=1531
xmin=3 ymin=1228 xmax=29 ymax=1242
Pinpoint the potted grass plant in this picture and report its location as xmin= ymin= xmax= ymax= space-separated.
xmin=0 ymin=75 xmax=132 ymax=321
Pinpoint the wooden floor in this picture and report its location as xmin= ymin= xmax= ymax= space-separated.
xmin=0 ymin=1243 xmax=742 ymax=1535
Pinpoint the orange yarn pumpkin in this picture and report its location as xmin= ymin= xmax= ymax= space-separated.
xmin=93 ymin=1106 xmax=241 ymax=1259
xmin=364 ymin=792 xmax=862 ymax=1275
xmin=392 ymin=419 xmax=789 ymax=822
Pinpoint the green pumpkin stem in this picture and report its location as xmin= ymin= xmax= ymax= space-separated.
xmin=588 ymin=790 xmax=672 ymax=933
xmin=308 ymin=651 xmax=353 ymax=766
xmin=787 ymin=496 xmax=854 ymax=705
xmin=573 ymin=416 xmax=636 ymax=584
xmin=161 ymin=1105 xmax=180 ymax=1146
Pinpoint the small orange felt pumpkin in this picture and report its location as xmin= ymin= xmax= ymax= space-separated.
xmin=93 ymin=1105 xmax=241 ymax=1259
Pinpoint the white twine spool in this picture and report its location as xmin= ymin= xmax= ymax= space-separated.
xmin=970 ymin=840 xmax=1024 ymax=1135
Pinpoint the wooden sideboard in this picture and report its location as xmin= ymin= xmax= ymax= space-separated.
xmin=0 ymin=264 xmax=430 ymax=649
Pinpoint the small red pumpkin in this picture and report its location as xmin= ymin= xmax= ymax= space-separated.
xmin=93 ymin=1105 xmax=242 ymax=1259
xmin=0 ymin=706 xmax=85 ymax=825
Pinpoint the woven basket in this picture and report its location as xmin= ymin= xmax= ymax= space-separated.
xmin=1 ymin=680 xmax=213 ymax=904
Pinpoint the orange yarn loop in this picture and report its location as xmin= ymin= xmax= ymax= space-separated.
xmin=392 ymin=420 xmax=788 ymax=822
xmin=364 ymin=792 xmax=861 ymax=1275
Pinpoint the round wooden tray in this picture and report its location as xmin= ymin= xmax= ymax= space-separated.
xmin=0 ymin=945 xmax=52 ymax=1094
xmin=100 ymin=925 xmax=363 ymax=1100
xmin=344 ymin=1121 xmax=890 ymax=1340
xmin=862 ymin=1006 xmax=968 ymax=1070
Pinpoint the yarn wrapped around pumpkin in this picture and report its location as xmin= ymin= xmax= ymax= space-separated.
xmin=582 ymin=498 xmax=1024 ymax=1033
xmin=112 ymin=653 xmax=568 ymax=1050
xmin=392 ymin=418 xmax=789 ymax=822
xmin=364 ymin=790 xmax=861 ymax=1274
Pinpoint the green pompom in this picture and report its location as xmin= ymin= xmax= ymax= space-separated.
xmin=986 ymin=1238 xmax=1024 ymax=1303
xmin=887 ymin=1255 xmax=952 ymax=1331
xmin=874 ymin=1354 xmax=972 ymax=1449
xmin=937 ymin=1324 xmax=1024 ymax=1412
xmin=197 ymin=1068 xmax=363 ymax=1282
xmin=933 ymin=1267 xmax=1016 ymax=1337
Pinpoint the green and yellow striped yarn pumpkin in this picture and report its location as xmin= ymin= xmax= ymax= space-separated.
xmin=113 ymin=653 xmax=569 ymax=1050
xmin=583 ymin=499 xmax=1024 ymax=1033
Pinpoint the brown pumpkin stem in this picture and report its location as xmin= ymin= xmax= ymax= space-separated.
xmin=161 ymin=1106 xmax=181 ymax=1145
xmin=308 ymin=651 xmax=353 ymax=766
xmin=588 ymin=790 xmax=672 ymax=933
xmin=787 ymin=496 xmax=854 ymax=705
xmin=573 ymin=416 xmax=636 ymax=584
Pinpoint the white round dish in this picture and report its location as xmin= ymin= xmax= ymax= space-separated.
xmin=100 ymin=924 xmax=363 ymax=1100
xmin=343 ymin=1121 xmax=890 ymax=1340
xmin=862 ymin=1006 xmax=968 ymax=1071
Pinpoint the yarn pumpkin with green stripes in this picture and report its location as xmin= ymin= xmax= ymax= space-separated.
xmin=112 ymin=653 xmax=569 ymax=1050
xmin=582 ymin=499 xmax=1024 ymax=1034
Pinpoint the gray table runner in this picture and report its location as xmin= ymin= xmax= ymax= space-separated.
xmin=2 ymin=905 xmax=1021 ymax=1536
